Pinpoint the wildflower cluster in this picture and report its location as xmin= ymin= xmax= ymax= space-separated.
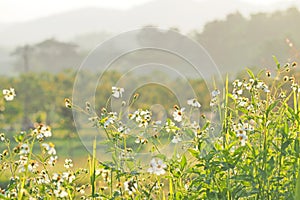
xmin=0 ymin=89 xmax=92 ymax=199
xmin=1 ymin=59 xmax=300 ymax=199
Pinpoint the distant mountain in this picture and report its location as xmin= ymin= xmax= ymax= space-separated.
xmin=0 ymin=0 xmax=299 ymax=47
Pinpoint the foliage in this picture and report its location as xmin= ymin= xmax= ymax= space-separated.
xmin=194 ymin=7 xmax=300 ymax=74
xmin=0 ymin=59 xmax=300 ymax=199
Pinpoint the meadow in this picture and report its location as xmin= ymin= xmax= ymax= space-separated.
xmin=1 ymin=59 xmax=300 ymax=199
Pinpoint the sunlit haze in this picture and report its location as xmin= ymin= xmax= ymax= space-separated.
xmin=0 ymin=0 xmax=291 ymax=23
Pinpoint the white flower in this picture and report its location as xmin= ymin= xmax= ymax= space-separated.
xmin=124 ymin=179 xmax=138 ymax=195
xmin=117 ymin=124 xmax=130 ymax=135
xmin=18 ymin=155 xmax=28 ymax=172
xmin=52 ymin=173 xmax=60 ymax=181
xmin=112 ymin=86 xmax=124 ymax=98
xmin=28 ymin=160 xmax=39 ymax=172
xmin=54 ymin=187 xmax=68 ymax=198
xmin=210 ymin=97 xmax=218 ymax=107
xmin=233 ymin=122 xmax=251 ymax=146
xmin=0 ymin=133 xmax=5 ymax=142
xmin=19 ymin=155 xmax=28 ymax=165
xmin=187 ymin=98 xmax=201 ymax=108
xmin=36 ymin=170 xmax=50 ymax=184
xmin=34 ymin=125 xmax=52 ymax=139
xmin=263 ymin=86 xmax=270 ymax=93
xmin=3 ymin=88 xmax=16 ymax=101
xmin=41 ymin=125 xmax=52 ymax=137
xmin=236 ymin=132 xmax=248 ymax=146
xmin=62 ymin=171 xmax=76 ymax=183
xmin=171 ymin=135 xmax=182 ymax=144
xmin=233 ymin=80 xmax=243 ymax=87
xmin=173 ymin=107 xmax=185 ymax=122
xmin=245 ymin=82 xmax=253 ymax=90
xmin=135 ymin=136 xmax=148 ymax=144
xmin=242 ymin=123 xmax=254 ymax=131
xmin=48 ymin=155 xmax=58 ymax=166
xmin=237 ymin=97 xmax=249 ymax=107
xmin=64 ymin=159 xmax=73 ymax=169
xmin=165 ymin=120 xmax=177 ymax=133
xmin=211 ymin=89 xmax=220 ymax=97
xmin=103 ymin=112 xmax=118 ymax=128
xmin=42 ymin=143 xmax=56 ymax=155
xmin=147 ymin=158 xmax=167 ymax=175
xmin=20 ymin=144 xmax=30 ymax=155
xmin=129 ymin=109 xmax=152 ymax=127
xmin=76 ymin=185 xmax=86 ymax=194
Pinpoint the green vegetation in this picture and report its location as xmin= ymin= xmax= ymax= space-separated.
xmin=1 ymin=59 xmax=300 ymax=199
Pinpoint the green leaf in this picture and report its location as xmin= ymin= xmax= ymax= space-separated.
xmin=266 ymin=100 xmax=279 ymax=118
xmin=295 ymin=139 xmax=299 ymax=155
xmin=272 ymin=55 xmax=281 ymax=69
xmin=288 ymin=107 xmax=299 ymax=121
xmin=188 ymin=148 xmax=199 ymax=158
xmin=180 ymin=155 xmax=187 ymax=170
xmin=246 ymin=68 xmax=255 ymax=79
xmin=281 ymin=139 xmax=292 ymax=152
xmin=295 ymin=169 xmax=300 ymax=199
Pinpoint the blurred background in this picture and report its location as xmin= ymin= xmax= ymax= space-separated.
xmin=0 ymin=0 xmax=300 ymax=163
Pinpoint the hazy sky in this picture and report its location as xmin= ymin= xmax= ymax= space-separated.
xmin=0 ymin=0 xmax=290 ymax=23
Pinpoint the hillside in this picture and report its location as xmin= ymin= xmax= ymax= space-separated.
xmin=0 ymin=0 xmax=299 ymax=46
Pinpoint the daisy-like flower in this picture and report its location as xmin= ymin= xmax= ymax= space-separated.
xmin=233 ymin=80 xmax=243 ymax=88
xmin=103 ymin=112 xmax=118 ymax=128
xmin=18 ymin=155 xmax=29 ymax=173
xmin=18 ymin=155 xmax=28 ymax=166
xmin=42 ymin=143 xmax=56 ymax=155
xmin=3 ymin=88 xmax=16 ymax=101
xmin=52 ymin=173 xmax=61 ymax=182
xmin=135 ymin=136 xmax=148 ymax=144
xmin=236 ymin=131 xmax=248 ymax=146
xmin=36 ymin=170 xmax=50 ymax=184
xmin=54 ymin=187 xmax=68 ymax=198
xmin=171 ymin=135 xmax=182 ymax=144
xmin=233 ymin=122 xmax=252 ymax=146
xmin=292 ymin=83 xmax=299 ymax=92
xmin=64 ymin=158 xmax=73 ymax=169
xmin=7 ymin=189 xmax=17 ymax=199
xmin=152 ymin=120 xmax=162 ymax=132
xmin=48 ymin=155 xmax=58 ymax=166
xmin=62 ymin=171 xmax=76 ymax=183
xmin=235 ymin=97 xmax=249 ymax=108
xmin=119 ymin=149 xmax=134 ymax=160
xmin=117 ymin=124 xmax=130 ymax=136
xmin=28 ymin=160 xmax=39 ymax=172
xmin=187 ymin=98 xmax=201 ymax=108
xmin=173 ymin=106 xmax=185 ymax=122
xmin=210 ymin=97 xmax=218 ymax=107
xmin=124 ymin=179 xmax=138 ymax=195
xmin=191 ymin=121 xmax=202 ymax=138
xmin=211 ymin=89 xmax=221 ymax=98
xmin=0 ymin=133 xmax=5 ymax=142
xmin=129 ymin=109 xmax=152 ymax=128
xmin=76 ymin=185 xmax=86 ymax=194
xmin=242 ymin=123 xmax=254 ymax=131
xmin=210 ymin=89 xmax=220 ymax=107
xmin=147 ymin=158 xmax=167 ymax=175
xmin=112 ymin=86 xmax=124 ymax=98
xmin=35 ymin=124 xmax=52 ymax=139
xmin=20 ymin=143 xmax=30 ymax=155
xmin=41 ymin=125 xmax=52 ymax=137
xmin=165 ymin=120 xmax=177 ymax=133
